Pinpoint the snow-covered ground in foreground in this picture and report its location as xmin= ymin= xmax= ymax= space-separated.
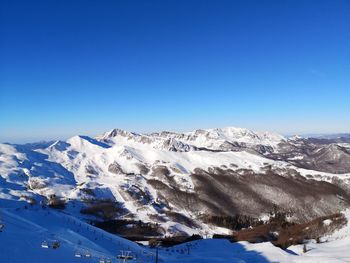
xmin=1 ymin=200 xmax=350 ymax=263
xmin=0 ymin=201 xmax=149 ymax=263
xmin=164 ymin=239 xmax=293 ymax=263
xmin=165 ymin=210 xmax=350 ymax=263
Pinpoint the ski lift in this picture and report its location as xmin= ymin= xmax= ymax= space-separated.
xmin=52 ymin=240 xmax=60 ymax=249
xmin=75 ymin=251 xmax=82 ymax=257
xmin=99 ymin=257 xmax=106 ymax=263
xmin=105 ymin=258 xmax=112 ymax=263
xmin=85 ymin=250 xmax=91 ymax=258
xmin=41 ymin=240 xmax=49 ymax=249
xmin=118 ymin=251 xmax=134 ymax=261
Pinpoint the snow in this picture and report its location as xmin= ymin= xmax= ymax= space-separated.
xmin=286 ymin=209 xmax=350 ymax=262
xmin=1 ymin=126 xmax=350 ymax=237
xmin=179 ymin=127 xmax=285 ymax=151
xmin=2 ymin=127 xmax=350 ymax=262
xmin=1 ymin=200 xmax=350 ymax=262
xmin=97 ymin=126 xmax=285 ymax=152
xmin=323 ymin=219 xmax=332 ymax=226
xmin=163 ymin=209 xmax=350 ymax=262
xmin=0 ymin=201 xmax=149 ymax=263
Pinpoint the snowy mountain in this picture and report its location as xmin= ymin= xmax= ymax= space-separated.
xmin=1 ymin=126 xmax=350 ymax=262
xmin=97 ymin=127 xmax=285 ymax=152
xmin=1 ymin=127 xmax=350 ymax=232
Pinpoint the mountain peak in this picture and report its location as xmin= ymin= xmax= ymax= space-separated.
xmin=96 ymin=128 xmax=136 ymax=141
xmin=67 ymin=135 xmax=111 ymax=149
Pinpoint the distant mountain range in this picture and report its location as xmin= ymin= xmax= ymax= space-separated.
xmin=305 ymin=133 xmax=350 ymax=140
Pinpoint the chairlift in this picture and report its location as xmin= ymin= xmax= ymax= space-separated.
xmin=52 ymin=240 xmax=60 ymax=249
xmin=105 ymin=258 xmax=112 ymax=263
xmin=75 ymin=251 xmax=82 ymax=257
xmin=99 ymin=257 xmax=106 ymax=263
xmin=85 ymin=250 xmax=91 ymax=258
xmin=41 ymin=241 xmax=49 ymax=249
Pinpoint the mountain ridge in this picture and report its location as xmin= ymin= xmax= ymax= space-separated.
xmin=1 ymin=126 xmax=350 ymax=237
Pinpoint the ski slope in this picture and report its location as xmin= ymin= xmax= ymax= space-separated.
xmin=0 ymin=201 xmax=152 ymax=263
xmin=1 ymin=201 xmax=350 ymax=262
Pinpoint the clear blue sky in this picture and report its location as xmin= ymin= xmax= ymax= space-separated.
xmin=1 ymin=0 xmax=349 ymax=143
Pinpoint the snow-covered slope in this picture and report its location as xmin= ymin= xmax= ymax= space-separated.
xmin=0 ymin=200 xmax=151 ymax=263
xmin=2 ymin=126 xmax=350 ymax=262
xmin=2 ymin=200 xmax=350 ymax=263
xmin=36 ymin=132 xmax=289 ymax=235
xmin=1 ymin=127 xmax=350 ymax=237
